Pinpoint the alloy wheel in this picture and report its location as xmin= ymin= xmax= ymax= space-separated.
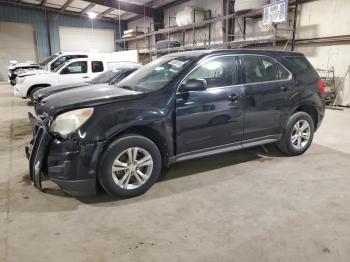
xmin=291 ymin=120 xmax=311 ymax=150
xmin=111 ymin=147 xmax=153 ymax=190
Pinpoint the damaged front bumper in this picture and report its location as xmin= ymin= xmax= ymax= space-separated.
xmin=8 ymin=71 xmax=16 ymax=86
xmin=26 ymin=113 xmax=105 ymax=197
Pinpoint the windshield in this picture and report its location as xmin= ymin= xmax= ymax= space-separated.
xmin=53 ymin=61 xmax=69 ymax=73
xmin=117 ymin=56 xmax=194 ymax=92
xmin=39 ymin=54 xmax=58 ymax=66
xmin=90 ymin=69 xmax=120 ymax=84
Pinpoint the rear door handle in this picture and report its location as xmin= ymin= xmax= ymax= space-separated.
xmin=82 ymin=76 xmax=90 ymax=79
xmin=229 ymin=93 xmax=240 ymax=102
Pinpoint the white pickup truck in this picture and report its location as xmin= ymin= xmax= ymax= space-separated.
xmin=8 ymin=52 xmax=89 ymax=85
xmin=14 ymin=58 xmax=122 ymax=99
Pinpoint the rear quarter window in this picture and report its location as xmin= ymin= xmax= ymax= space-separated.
xmin=282 ymin=56 xmax=319 ymax=81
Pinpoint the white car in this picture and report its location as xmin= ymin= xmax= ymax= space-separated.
xmin=8 ymin=52 xmax=90 ymax=85
xmin=14 ymin=58 xmax=117 ymax=99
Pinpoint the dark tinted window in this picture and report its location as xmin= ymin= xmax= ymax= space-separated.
xmin=90 ymin=69 xmax=119 ymax=84
xmin=186 ymin=56 xmax=237 ymax=88
xmin=282 ymin=56 xmax=319 ymax=82
xmin=283 ymin=56 xmax=317 ymax=75
xmin=92 ymin=61 xmax=104 ymax=73
xmin=73 ymin=55 xmax=88 ymax=59
xmin=111 ymin=71 xmax=132 ymax=84
xmin=242 ymin=55 xmax=290 ymax=84
xmin=61 ymin=61 xmax=87 ymax=74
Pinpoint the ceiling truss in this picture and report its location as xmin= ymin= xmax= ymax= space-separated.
xmin=80 ymin=3 xmax=96 ymax=14
xmin=0 ymin=0 xmax=188 ymax=22
xmin=0 ymin=0 xmax=184 ymax=23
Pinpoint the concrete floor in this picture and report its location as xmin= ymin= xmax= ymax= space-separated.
xmin=1 ymin=81 xmax=350 ymax=262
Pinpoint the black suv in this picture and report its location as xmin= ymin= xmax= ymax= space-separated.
xmin=28 ymin=49 xmax=325 ymax=197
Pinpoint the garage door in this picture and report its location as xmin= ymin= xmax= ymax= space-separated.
xmin=0 ymin=22 xmax=37 ymax=81
xmin=59 ymin=26 xmax=115 ymax=53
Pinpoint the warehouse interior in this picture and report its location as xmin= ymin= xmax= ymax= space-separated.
xmin=1 ymin=0 xmax=350 ymax=261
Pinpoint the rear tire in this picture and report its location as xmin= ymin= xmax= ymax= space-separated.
xmin=276 ymin=112 xmax=315 ymax=156
xmin=99 ymin=134 xmax=162 ymax=198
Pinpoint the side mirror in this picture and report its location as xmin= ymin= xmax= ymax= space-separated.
xmin=179 ymin=78 xmax=207 ymax=92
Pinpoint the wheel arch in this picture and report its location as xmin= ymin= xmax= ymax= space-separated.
xmin=26 ymin=84 xmax=51 ymax=97
xmin=292 ymin=104 xmax=319 ymax=130
xmin=101 ymin=125 xmax=171 ymax=168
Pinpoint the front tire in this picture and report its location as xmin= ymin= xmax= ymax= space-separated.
xmin=99 ymin=135 xmax=162 ymax=198
xmin=29 ymin=87 xmax=43 ymax=102
xmin=277 ymin=112 xmax=315 ymax=156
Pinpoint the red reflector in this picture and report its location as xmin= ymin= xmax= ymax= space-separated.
xmin=318 ymin=79 xmax=327 ymax=96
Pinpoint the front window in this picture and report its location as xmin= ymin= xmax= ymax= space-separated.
xmin=50 ymin=55 xmax=88 ymax=71
xmin=60 ymin=61 xmax=87 ymax=74
xmin=185 ymin=56 xmax=238 ymax=88
xmin=117 ymin=56 xmax=194 ymax=92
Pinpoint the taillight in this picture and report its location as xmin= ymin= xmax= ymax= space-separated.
xmin=318 ymin=79 xmax=327 ymax=97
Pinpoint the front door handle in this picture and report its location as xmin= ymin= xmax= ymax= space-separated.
xmin=280 ymin=86 xmax=290 ymax=92
xmin=229 ymin=93 xmax=240 ymax=102
xmin=82 ymin=76 xmax=90 ymax=79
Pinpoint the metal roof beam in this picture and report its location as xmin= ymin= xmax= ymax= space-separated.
xmin=124 ymin=14 xmax=143 ymax=22
xmin=55 ymin=0 xmax=74 ymax=17
xmin=0 ymin=0 xmax=117 ymax=22
xmin=98 ymin=7 xmax=114 ymax=18
xmin=60 ymin=0 xmax=74 ymax=12
xmin=84 ymin=0 xmax=155 ymax=17
xmin=158 ymin=0 xmax=190 ymax=10
xmin=80 ymin=3 xmax=95 ymax=14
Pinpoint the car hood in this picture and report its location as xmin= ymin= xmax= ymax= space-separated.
xmin=36 ymin=83 xmax=143 ymax=116
xmin=18 ymin=69 xmax=52 ymax=77
xmin=33 ymin=82 xmax=90 ymax=102
xmin=9 ymin=62 xmax=38 ymax=70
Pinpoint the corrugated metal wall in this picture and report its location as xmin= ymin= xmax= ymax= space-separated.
xmin=0 ymin=6 xmax=49 ymax=61
xmin=0 ymin=5 xmax=126 ymax=62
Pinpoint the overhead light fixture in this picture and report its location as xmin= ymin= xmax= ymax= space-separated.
xmin=87 ymin=11 xmax=97 ymax=19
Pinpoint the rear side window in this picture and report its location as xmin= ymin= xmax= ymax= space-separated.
xmin=242 ymin=55 xmax=290 ymax=84
xmin=92 ymin=61 xmax=104 ymax=73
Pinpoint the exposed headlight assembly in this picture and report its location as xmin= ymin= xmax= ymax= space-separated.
xmin=50 ymin=108 xmax=94 ymax=136
xmin=16 ymin=77 xmax=25 ymax=84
